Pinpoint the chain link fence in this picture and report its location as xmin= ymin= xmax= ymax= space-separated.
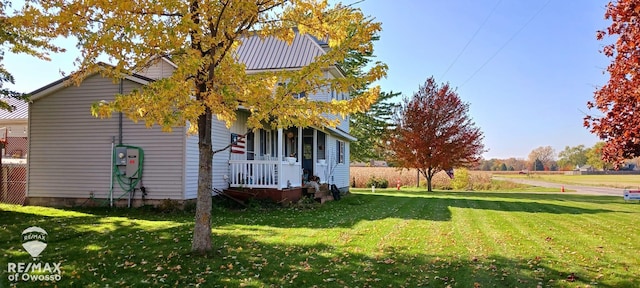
xmin=0 ymin=136 xmax=27 ymax=205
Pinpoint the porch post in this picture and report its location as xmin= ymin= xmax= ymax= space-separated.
xmin=297 ymin=126 xmax=302 ymax=163
xmin=313 ymin=129 xmax=317 ymax=164
xmin=277 ymin=128 xmax=283 ymax=160
xmin=277 ymin=128 xmax=284 ymax=189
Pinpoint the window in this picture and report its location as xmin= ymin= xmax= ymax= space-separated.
xmin=246 ymin=131 xmax=254 ymax=160
xmin=317 ymin=131 xmax=326 ymax=160
xmin=293 ymin=91 xmax=306 ymax=99
xmin=285 ymin=128 xmax=297 ymax=157
xmin=336 ymin=140 xmax=345 ymax=164
xmin=259 ymin=129 xmax=278 ymax=158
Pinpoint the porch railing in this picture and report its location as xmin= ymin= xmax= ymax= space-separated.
xmin=228 ymin=159 xmax=301 ymax=189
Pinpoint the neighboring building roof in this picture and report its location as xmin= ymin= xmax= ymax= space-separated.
xmin=236 ymin=32 xmax=327 ymax=71
xmin=0 ymin=97 xmax=28 ymax=120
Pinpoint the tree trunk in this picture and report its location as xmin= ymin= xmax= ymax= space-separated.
xmin=192 ymin=108 xmax=213 ymax=254
xmin=426 ymin=167 xmax=433 ymax=192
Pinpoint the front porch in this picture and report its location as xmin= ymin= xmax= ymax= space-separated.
xmin=226 ymin=126 xmax=330 ymax=191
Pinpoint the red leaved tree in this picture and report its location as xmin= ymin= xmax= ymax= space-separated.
xmin=388 ymin=77 xmax=484 ymax=192
xmin=585 ymin=0 xmax=640 ymax=164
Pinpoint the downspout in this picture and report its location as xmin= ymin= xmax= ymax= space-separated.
xmin=110 ymin=136 xmax=114 ymax=207
xmin=118 ymin=78 xmax=123 ymax=145
xmin=111 ymin=79 xmax=123 ymax=207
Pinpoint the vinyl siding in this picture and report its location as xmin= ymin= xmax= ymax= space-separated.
xmin=323 ymin=134 xmax=350 ymax=189
xmin=184 ymin=127 xmax=198 ymax=199
xmin=332 ymin=141 xmax=350 ymax=189
xmin=137 ymin=58 xmax=175 ymax=80
xmin=212 ymin=117 xmax=231 ymax=192
xmin=183 ymin=117 xmax=231 ymax=199
xmin=28 ymin=74 xmax=185 ymax=200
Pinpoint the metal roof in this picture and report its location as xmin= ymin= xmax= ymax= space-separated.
xmin=236 ymin=32 xmax=327 ymax=71
xmin=0 ymin=97 xmax=28 ymax=120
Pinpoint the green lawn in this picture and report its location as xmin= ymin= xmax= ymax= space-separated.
xmin=501 ymin=174 xmax=640 ymax=189
xmin=2 ymin=190 xmax=639 ymax=287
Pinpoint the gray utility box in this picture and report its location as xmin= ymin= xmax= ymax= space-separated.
xmin=125 ymin=148 xmax=139 ymax=178
xmin=115 ymin=147 xmax=140 ymax=178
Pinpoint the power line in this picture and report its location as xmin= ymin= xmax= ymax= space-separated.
xmin=440 ymin=0 xmax=503 ymax=80
xmin=460 ymin=0 xmax=552 ymax=88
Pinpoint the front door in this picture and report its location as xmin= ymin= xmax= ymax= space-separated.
xmin=302 ymin=129 xmax=314 ymax=179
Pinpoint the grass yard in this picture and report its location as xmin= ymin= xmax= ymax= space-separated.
xmin=501 ymin=174 xmax=640 ymax=189
xmin=2 ymin=190 xmax=640 ymax=287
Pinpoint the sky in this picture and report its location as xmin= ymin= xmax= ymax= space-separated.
xmin=4 ymin=0 xmax=611 ymax=160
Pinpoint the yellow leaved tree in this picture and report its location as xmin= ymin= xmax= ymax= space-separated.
xmin=17 ymin=0 xmax=386 ymax=254
xmin=1 ymin=0 xmax=62 ymax=107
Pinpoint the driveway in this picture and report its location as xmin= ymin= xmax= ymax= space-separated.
xmin=493 ymin=176 xmax=623 ymax=196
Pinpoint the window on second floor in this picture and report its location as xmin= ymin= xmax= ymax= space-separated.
xmin=293 ymin=91 xmax=306 ymax=99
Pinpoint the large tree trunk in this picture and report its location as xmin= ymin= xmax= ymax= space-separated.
xmin=192 ymin=108 xmax=213 ymax=254
xmin=425 ymin=167 xmax=433 ymax=192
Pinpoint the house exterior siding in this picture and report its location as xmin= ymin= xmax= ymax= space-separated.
xmin=321 ymin=134 xmax=350 ymax=189
xmin=137 ymin=58 xmax=176 ymax=80
xmin=211 ymin=118 xmax=232 ymax=192
xmin=28 ymin=74 xmax=185 ymax=201
xmin=184 ymin=130 xmax=199 ymax=199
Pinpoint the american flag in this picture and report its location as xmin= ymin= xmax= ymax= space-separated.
xmin=445 ymin=168 xmax=454 ymax=179
xmin=231 ymin=133 xmax=245 ymax=154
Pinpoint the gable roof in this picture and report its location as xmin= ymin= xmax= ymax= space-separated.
xmin=29 ymin=65 xmax=155 ymax=102
xmin=236 ymin=31 xmax=328 ymax=71
xmin=0 ymin=97 xmax=29 ymax=121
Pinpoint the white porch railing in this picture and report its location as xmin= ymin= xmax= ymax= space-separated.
xmin=228 ymin=159 xmax=302 ymax=189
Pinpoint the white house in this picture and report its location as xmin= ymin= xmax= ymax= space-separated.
xmin=26 ymin=32 xmax=354 ymax=207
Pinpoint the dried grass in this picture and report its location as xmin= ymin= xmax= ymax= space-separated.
xmin=350 ymin=167 xmax=497 ymax=190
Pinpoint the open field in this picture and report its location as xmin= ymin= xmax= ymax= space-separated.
xmin=351 ymin=167 xmax=566 ymax=192
xmin=2 ymin=191 xmax=639 ymax=287
xmin=501 ymin=174 xmax=640 ymax=189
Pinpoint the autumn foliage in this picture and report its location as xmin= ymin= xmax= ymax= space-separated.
xmin=388 ymin=77 xmax=484 ymax=192
xmin=586 ymin=0 xmax=640 ymax=164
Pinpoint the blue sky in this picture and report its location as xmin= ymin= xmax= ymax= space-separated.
xmin=5 ymin=0 xmax=611 ymax=159
xmin=353 ymin=0 xmax=610 ymax=159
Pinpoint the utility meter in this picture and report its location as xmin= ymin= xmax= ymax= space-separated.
xmin=115 ymin=147 xmax=128 ymax=166
xmin=115 ymin=146 xmax=141 ymax=178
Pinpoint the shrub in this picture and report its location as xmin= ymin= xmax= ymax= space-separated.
xmin=365 ymin=176 xmax=389 ymax=188
xmin=156 ymin=199 xmax=182 ymax=213
xmin=450 ymin=168 xmax=470 ymax=190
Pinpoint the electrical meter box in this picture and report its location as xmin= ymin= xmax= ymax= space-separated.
xmin=115 ymin=147 xmax=128 ymax=166
xmin=115 ymin=147 xmax=140 ymax=178
xmin=126 ymin=148 xmax=139 ymax=178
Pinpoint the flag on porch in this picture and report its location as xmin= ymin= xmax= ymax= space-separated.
xmin=231 ymin=133 xmax=245 ymax=154
xmin=445 ymin=168 xmax=454 ymax=179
